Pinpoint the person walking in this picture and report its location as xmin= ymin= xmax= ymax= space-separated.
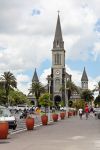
xmin=78 ymin=108 xmax=83 ymax=119
xmin=85 ymin=105 xmax=89 ymax=119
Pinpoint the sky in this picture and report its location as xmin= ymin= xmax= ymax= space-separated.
xmin=0 ymin=0 xmax=100 ymax=95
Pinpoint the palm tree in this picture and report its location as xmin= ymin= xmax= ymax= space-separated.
xmin=29 ymin=81 xmax=45 ymax=106
xmin=0 ymin=71 xmax=17 ymax=105
xmin=66 ymin=80 xmax=79 ymax=100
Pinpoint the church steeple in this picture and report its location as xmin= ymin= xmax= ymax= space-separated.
xmin=32 ymin=68 xmax=39 ymax=83
xmin=81 ymin=67 xmax=88 ymax=81
xmin=81 ymin=67 xmax=88 ymax=90
xmin=53 ymin=13 xmax=64 ymax=49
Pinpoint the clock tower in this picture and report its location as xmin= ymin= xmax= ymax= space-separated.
xmin=48 ymin=13 xmax=71 ymax=107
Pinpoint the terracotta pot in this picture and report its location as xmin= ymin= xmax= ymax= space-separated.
xmin=73 ymin=111 xmax=75 ymax=116
xmin=60 ymin=112 xmax=65 ymax=120
xmin=52 ymin=114 xmax=58 ymax=122
xmin=0 ymin=121 xmax=9 ymax=139
xmin=68 ymin=112 xmax=72 ymax=117
xmin=26 ymin=118 xmax=34 ymax=130
xmin=41 ymin=115 xmax=48 ymax=125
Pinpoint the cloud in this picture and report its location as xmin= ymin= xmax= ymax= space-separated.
xmin=0 ymin=0 xmax=100 ymax=94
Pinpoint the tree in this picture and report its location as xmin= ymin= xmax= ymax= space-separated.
xmin=93 ymin=81 xmax=100 ymax=95
xmin=29 ymin=82 xmax=45 ymax=106
xmin=72 ymin=99 xmax=85 ymax=110
xmin=66 ymin=80 xmax=79 ymax=100
xmin=94 ymin=95 xmax=100 ymax=107
xmin=68 ymin=100 xmax=73 ymax=107
xmin=0 ymin=71 xmax=17 ymax=105
xmin=9 ymin=90 xmax=29 ymax=105
xmin=81 ymin=89 xmax=93 ymax=102
xmin=0 ymin=88 xmax=6 ymax=105
xmin=39 ymin=93 xmax=53 ymax=114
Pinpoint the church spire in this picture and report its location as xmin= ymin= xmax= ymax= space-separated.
xmin=81 ymin=67 xmax=88 ymax=81
xmin=53 ymin=13 xmax=64 ymax=49
xmin=32 ymin=68 xmax=39 ymax=83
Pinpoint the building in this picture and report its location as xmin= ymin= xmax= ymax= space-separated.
xmin=81 ymin=67 xmax=88 ymax=90
xmin=47 ymin=13 xmax=71 ymax=106
xmin=27 ymin=68 xmax=39 ymax=105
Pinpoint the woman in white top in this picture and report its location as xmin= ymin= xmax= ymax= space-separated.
xmin=78 ymin=108 xmax=83 ymax=119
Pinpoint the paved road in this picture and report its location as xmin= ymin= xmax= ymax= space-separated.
xmin=9 ymin=113 xmax=51 ymax=134
xmin=0 ymin=113 xmax=100 ymax=150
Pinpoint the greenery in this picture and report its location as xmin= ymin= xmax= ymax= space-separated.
xmin=94 ymin=95 xmax=100 ymax=107
xmin=0 ymin=88 xmax=29 ymax=106
xmin=72 ymin=99 xmax=85 ymax=110
xmin=29 ymin=81 xmax=45 ymax=106
xmin=9 ymin=90 xmax=29 ymax=105
xmin=39 ymin=93 xmax=53 ymax=114
xmin=81 ymin=89 xmax=93 ymax=102
xmin=68 ymin=100 xmax=73 ymax=107
xmin=59 ymin=100 xmax=65 ymax=107
xmin=66 ymin=80 xmax=79 ymax=100
xmin=0 ymin=71 xmax=17 ymax=106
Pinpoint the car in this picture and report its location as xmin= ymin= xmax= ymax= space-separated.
xmin=0 ymin=106 xmax=17 ymax=130
xmin=94 ymin=107 xmax=100 ymax=119
xmin=16 ymin=104 xmax=29 ymax=111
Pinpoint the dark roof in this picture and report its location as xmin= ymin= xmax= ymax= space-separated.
xmin=32 ymin=68 xmax=39 ymax=83
xmin=54 ymin=14 xmax=63 ymax=42
xmin=81 ymin=67 xmax=88 ymax=81
xmin=53 ymin=14 xmax=64 ymax=49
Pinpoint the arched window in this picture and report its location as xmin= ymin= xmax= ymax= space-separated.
xmin=55 ymin=78 xmax=60 ymax=92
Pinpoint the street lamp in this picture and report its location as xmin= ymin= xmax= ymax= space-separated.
xmin=46 ymin=76 xmax=52 ymax=122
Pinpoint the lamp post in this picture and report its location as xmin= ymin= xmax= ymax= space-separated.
xmin=46 ymin=76 xmax=52 ymax=122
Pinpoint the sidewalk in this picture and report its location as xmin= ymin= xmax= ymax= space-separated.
xmin=0 ymin=115 xmax=100 ymax=150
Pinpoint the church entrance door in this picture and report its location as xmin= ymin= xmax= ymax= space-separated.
xmin=54 ymin=95 xmax=61 ymax=110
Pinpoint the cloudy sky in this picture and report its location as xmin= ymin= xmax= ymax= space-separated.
xmin=0 ymin=0 xmax=100 ymax=94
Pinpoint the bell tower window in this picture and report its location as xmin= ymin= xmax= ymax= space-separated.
xmin=54 ymin=53 xmax=61 ymax=65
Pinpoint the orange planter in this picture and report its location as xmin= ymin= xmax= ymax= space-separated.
xmin=0 ymin=121 xmax=9 ymax=139
xmin=73 ymin=111 xmax=75 ymax=116
xmin=52 ymin=114 xmax=58 ymax=122
xmin=68 ymin=112 xmax=73 ymax=117
xmin=26 ymin=118 xmax=34 ymax=130
xmin=60 ymin=112 xmax=65 ymax=120
xmin=41 ymin=115 xmax=48 ymax=125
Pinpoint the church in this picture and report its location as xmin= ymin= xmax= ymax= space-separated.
xmin=29 ymin=14 xmax=89 ymax=106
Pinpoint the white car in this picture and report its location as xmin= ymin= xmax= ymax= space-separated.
xmin=16 ymin=105 xmax=29 ymax=111
xmin=0 ymin=106 xmax=17 ymax=130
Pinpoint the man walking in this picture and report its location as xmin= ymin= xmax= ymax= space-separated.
xmin=85 ymin=105 xmax=89 ymax=119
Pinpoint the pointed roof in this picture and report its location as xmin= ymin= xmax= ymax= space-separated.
xmin=54 ymin=13 xmax=63 ymax=42
xmin=32 ymin=68 xmax=39 ymax=83
xmin=81 ymin=67 xmax=88 ymax=81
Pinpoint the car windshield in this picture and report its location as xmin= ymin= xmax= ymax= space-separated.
xmin=0 ymin=108 xmax=11 ymax=117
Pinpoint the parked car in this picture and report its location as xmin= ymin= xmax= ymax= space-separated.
xmin=94 ymin=107 xmax=100 ymax=119
xmin=0 ymin=106 xmax=17 ymax=130
xmin=16 ymin=105 xmax=29 ymax=111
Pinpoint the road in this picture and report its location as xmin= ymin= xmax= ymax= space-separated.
xmin=0 ymin=113 xmax=100 ymax=150
xmin=9 ymin=114 xmax=42 ymax=134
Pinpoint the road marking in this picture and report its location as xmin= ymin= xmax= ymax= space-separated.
xmin=9 ymin=120 xmax=53 ymax=135
xmin=71 ymin=136 xmax=85 ymax=140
